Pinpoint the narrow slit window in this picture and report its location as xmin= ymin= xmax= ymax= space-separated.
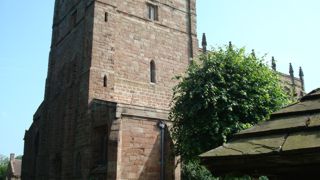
xmin=105 ymin=12 xmax=108 ymax=22
xmin=103 ymin=75 xmax=107 ymax=87
xmin=148 ymin=4 xmax=158 ymax=21
xmin=150 ymin=60 xmax=156 ymax=83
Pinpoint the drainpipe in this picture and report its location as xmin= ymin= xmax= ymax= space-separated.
xmin=158 ymin=121 xmax=166 ymax=180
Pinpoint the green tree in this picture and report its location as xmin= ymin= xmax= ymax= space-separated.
xmin=170 ymin=44 xmax=289 ymax=162
xmin=0 ymin=155 xmax=9 ymax=180
xmin=182 ymin=160 xmax=217 ymax=180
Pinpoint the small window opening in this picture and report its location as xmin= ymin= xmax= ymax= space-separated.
xmin=148 ymin=4 xmax=158 ymax=21
xmin=105 ymin=12 xmax=108 ymax=22
xmin=103 ymin=75 xmax=107 ymax=87
xmin=150 ymin=60 xmax=156 ymax=83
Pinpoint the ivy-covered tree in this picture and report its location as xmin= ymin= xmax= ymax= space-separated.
xmin=170 ymin=44 xmax=289 ymax=162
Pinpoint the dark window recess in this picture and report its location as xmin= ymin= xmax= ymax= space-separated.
xmin=150 ymin=60 xmax=156 ymax=83
xmin=148 ymin=4 xmax=158 ymax=21
xmin=103 ymin=75 xmax=107 ymax=87
xmin=105 ymin=12 xmax=108 ymax=22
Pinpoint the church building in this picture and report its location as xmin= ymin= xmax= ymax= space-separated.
xmin=21 ymin=0 xmax=198 ymax=179
xmin=21 ymin=0 xmax=307 ymax=179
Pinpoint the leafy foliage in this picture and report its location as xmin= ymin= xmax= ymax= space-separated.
xmin=170 ymin=45 xmax=289 ymax=162
xmin=223 ymin=175 xmax=268 ymax=180
xmin=181 ymin=161 xmax=269 ymax=180
xmin=0 ymin=155 xmax=8 ymax=180
xmin=182 ymin=160 xmax=217 ymax=180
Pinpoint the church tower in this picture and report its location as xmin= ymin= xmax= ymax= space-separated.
xmin=22 ymin=0 xmax=198 ymax=179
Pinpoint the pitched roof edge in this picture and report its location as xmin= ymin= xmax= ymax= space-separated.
xmin=271 ymin=108 xmax=320 ymax=118
xmin=234 ymin=125 xmax=320 ymax=139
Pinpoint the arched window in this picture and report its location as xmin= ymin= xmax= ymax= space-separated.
xmin=105 ymin=12 xmax=109 ymax=22
xmin=103 ymin=75 xmax=107 ymax=87
xmin=150 ymin=60 xmax=156 ymax=83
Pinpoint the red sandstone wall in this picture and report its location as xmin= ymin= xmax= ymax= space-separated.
xmin=23 ymin=0 xmax=197 ymax=179
xmin=89 ymin=0 xmax=198 ymax=110
xmin=88 ymin=1 xmax=197 ymax=179
xmin=121 ymin=118 xmax=161 ymax=179
xmin=120 ymin=117 xmax=176 ymax=179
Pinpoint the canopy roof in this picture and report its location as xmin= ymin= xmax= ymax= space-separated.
xmin=200 ymin=88 xmax=320 ymax=178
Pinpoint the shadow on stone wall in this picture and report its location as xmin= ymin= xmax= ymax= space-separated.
xmin=137 ymin=126 xmax=176 ymax=180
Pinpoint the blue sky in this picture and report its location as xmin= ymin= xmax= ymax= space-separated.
xmin=0 ymin=0 xmax=319 ymax=156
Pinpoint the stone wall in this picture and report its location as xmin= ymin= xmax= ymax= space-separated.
xmin=120 ymin=117 xmax=162 ymax=179
xmin=22 ymin=0 xmax=197 ymax=179
xmin=278 ymin=72 xmax=305 ymax=99
xmin=87 ymin=1 xmax=197 ymax=178
xmin=89 ymin=0 xmax=198 ymax=110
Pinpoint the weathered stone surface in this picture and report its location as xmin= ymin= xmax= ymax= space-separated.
xmin=22 ymin=0 xmax=196 ymax=179
xmin=278 ymin=72 xmax=305 ymax=99
xmin=200 ymin=89 xmax=320 ymax=178
xmin=200 ymin=134 xmax=285 ymax=157
xmin=238 ymin=114 xmax=320 ymax=135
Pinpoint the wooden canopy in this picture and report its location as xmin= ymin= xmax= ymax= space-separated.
xmin=200 ymin=88 xmax=320 ymax=179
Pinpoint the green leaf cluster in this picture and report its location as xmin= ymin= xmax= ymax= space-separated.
xmin=170 ymin=45 xmax=289 ymax=162
xmin=181 ymin=161 xmax=269 ymax=180
xmin=182 ymin=160 xmax=217 ymax=180
xmin=0 ymin=155 xmax=8 ymax=180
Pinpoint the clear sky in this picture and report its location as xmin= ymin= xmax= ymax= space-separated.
xmin=0 ymin=0 xmax=319 ymax=156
